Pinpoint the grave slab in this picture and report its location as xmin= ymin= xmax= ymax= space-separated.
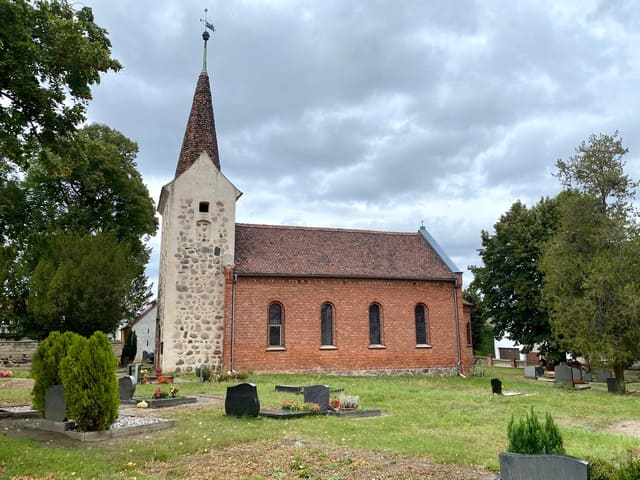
xmin=118 ymin=375 xmax=136 ymax=401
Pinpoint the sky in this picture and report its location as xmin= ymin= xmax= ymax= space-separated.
xmin=81 ymin=0 xmax=640 ymax=294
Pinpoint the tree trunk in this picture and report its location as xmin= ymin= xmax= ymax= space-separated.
xmin=613 ymin=360 xmax=626 ymax=394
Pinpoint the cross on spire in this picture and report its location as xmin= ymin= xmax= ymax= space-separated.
xmin=200 ymin=8 xmax=215 ymax=72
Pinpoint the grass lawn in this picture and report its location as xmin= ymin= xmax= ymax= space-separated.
xmin=1 ymin=366 xmax=640 ymax=479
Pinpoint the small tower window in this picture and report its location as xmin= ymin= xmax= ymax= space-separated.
xmin=199 ymin=201 xmax=209 ymax=213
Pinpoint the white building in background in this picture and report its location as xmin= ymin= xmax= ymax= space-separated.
xmin=493 ymin=334 xmax=540 ymax=362
xmin=125 ymin=301 xmax=157 ymax=363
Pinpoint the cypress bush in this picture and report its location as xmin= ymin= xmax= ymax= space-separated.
xmin=120 ymin=330 xmax=137 ymax=366
xmin=31 ymin=331 xmax=83 ymax=412
xmin=60 ymin=331 xmax=119 ymax=431
xmin=507 ymin=407 xmax=565 ymax=455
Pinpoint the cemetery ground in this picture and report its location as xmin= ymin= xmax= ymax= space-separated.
xmin=2 ymin=367 xmax=640 ymax=479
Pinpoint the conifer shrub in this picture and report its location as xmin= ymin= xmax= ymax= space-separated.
xmin=60 ymin=331 xmax=119 ymax=431
xmin=31 ymin=331 xmax=83 ymax=412
xmin=120 ymin=330 xmax=137 ymax=366
xmin=507 ymin=407 xmax=565 ymax=455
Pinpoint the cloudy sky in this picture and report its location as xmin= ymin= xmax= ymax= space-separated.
xmin=81 ymin=0 xmax=640 ymax=293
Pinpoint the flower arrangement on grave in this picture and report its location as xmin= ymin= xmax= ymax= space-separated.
xmin=152 ymin=387 xmax=168 ymax=399
xmin=0 ymin=369 xmax=12 ymax=377
xmin=169 ymin=386 xmax=179 ymax=398
xmin=331 ymin=394 xmax=359 ymax=411
xmin=280 ymin=399 xmax=321 ymax=413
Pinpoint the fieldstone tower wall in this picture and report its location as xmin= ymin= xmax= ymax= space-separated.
xmin=157 ymin=152 xmax=240 ymax=373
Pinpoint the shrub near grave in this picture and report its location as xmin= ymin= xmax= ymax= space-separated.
xmin=60 ymin=331 xmax=119 ymax=431
xmin=31 ymin=331 xmax=82 ymax=412
xmin=507 ymin=407 xmax=565 ymax=455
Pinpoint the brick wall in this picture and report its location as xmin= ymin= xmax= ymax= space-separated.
xmin=223 ymin=275 xmax=473 ymax=375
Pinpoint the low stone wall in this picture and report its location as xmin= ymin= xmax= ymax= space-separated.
xmin=0 ymin=339 xmax=123 ymax=363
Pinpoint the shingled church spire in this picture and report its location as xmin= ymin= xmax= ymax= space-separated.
xmin=175 ymin=12 xmax=220 ymax=177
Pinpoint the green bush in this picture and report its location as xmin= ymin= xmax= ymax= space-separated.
xmin=507 ymin=407 xmax=565 ymax=455
xmin=587 ymin=458 xmax=616 ymax=480
xmin=60 ymin=331 xmax=119 ymax=431
xmin=31 ymin=331 xmax=83 ymax=412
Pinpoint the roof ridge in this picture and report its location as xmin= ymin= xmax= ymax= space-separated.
xmin=236 ymin=223 xmax=419 ymax=236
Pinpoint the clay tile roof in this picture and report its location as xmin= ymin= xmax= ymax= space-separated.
xmin=234 ymin=224 xmax=456 ymax=280
xmin=175 ymin=72 xmax=220 ymax=177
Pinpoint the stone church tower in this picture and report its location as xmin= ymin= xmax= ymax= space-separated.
xmin=156 ymin=27 xmax=241 ymax=373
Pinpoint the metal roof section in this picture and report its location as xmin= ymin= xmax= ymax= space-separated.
xmin=419 ymin=225 xmax=460 ymax=273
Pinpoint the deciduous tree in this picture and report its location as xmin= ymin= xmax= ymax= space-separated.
xmin=469 ymin=198 xmax=560 ymax=356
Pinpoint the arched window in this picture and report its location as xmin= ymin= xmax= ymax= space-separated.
xmin=321 ymin=303 xmax=334 ymax=346
xmin=415 ymin=304 xmax=428 ymax=345
xmin=369 ymin=303 xmax=382 ymax=345
xmin=268 ymin=302 xmax=283 ymax=347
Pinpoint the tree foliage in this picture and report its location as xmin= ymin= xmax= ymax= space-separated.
xmin=0 ymin=0 xmax=121 ymax=168
xmin=469 ymin=198 xmax=560 ymax=355
xmin=542 ymin=132 xmax=640 ymax=391
xmin=26 ymin=232 xmax=144 ymax=338
xmin=121 ymin=330 xmax=138 ymax=366
xmin=2 ymin=124 xmax=157 ymax=339
xmin=462 ymin=288 xmax=494 ymax=356
xmin=59 ymin=331 xmax=119 ymax=431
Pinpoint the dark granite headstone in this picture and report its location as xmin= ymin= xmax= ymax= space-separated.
xmin=524 ymin=366 xmax=537 ymax=379
xmin=498 ymin=452 xmax=588 ymax=480
xmin=45 ymin=384 xmax=66 ymax=422
xmin=304 ymin=384 xmax=330 ymax=412
xmin=607 ymin=377 xmax=625 ymax=394
xmin=225 ymin=383 xmax=260 ymax=417
xmin=118 ymin=375 xmax=136 ymax=401
xmin=535 ymin=367 xmax=545 ymax=378
xmin=491 ymin=378 xmax=502 ymax=395
xmin=554 ymin=364 xmax=574 ymax=387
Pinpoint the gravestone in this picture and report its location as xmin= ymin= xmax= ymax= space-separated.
xmin=498 ymin=452 xmax=588 ymax=480
xmin=595 ymin=371 xmax=612 ymax=383
xmin=303 ymin=385 xmax=330 ymax=412
xmin=607 ymin=377 xmax=625 ymax=394
xmin=583 ymin=372 xmax=592 ymax=383
xmin=554 ymin=364 xmax=574 ymax=388
xmin=45 ymin=384 xmax=66 ymax=422
xmin=225 ymin=383 xmax=260 ymax=417
xmin=535 ymin=367 xmax=545 ymax=377
xmin=571 ymin=367 xmax=582 ymax=381
xmin=491 ymin=378 xmax=502 ymax=395
xmin=118 ymin=375 xmax=136 ymax=401
xmin=524 ymin=366 xmax=537 ymax=379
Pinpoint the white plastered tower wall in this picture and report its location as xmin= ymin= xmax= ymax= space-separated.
xmin=157 ymin=151 xmax=241 ymax=373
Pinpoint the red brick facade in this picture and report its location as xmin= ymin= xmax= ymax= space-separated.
xmin=223 ymin=273 xmax=473 ymax=374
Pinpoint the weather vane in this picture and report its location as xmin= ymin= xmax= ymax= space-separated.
xmin=200 ymin=8 xmax=215 ymax=72
xmin=201 ymin=8 xmax=215 ymax=41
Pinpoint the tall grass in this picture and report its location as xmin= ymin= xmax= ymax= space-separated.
xmin=1 ymin=366 xmax=640 ymax=478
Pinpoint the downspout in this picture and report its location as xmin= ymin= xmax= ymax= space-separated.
xmin=230 ymin=272 xmax=237 ymax=372
xmin=453 ymin=275 xmax=463 ymax=376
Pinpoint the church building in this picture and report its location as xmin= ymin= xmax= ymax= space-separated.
xmin=155 ymin=28 xmax=474 ymax=376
